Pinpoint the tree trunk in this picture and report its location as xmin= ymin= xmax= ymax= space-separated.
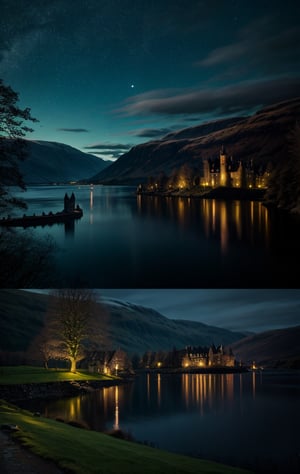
xmin=70 ymin=358 xmax=77 ymax=373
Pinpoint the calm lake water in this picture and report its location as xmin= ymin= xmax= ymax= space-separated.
xmin=9 ymin=184 xmax=300 ymax=287
xmin=19 ymin=371 xmax=300 ymax=474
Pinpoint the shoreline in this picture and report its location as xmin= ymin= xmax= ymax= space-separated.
xmin=0 ymin=377 xmax=131 ymax=403
xmin=0 ymin=368 xmax=250 ymax=403
xmin=136 ymin=186 xmax=266 ymax=201
xmin=0 ymin=399 xmax=252 ymax=474
xmin=140 ymin=366 xmax=250 ymax=375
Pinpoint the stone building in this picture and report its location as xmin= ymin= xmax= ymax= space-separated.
xmin=82 ymin=348 xmax=133 ymax=376
xmin=64 ymin=192 xmax=76 ymax=212
xmin=181 ymin=344 xmax=235 ymax=368
xmin=201 ymin=146 xmax=269 ymax=189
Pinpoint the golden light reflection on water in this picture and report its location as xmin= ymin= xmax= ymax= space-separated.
xmin=89 ymin=188 xmax=94 ymax=224
xmin=114 ymin=385 xmax=119 ymax=430
xmin=252 ymin=371 xmax=256 ymax=399
xmin=157 ymin=373 xmax=161 ymax=406
xmin=180 ymin=374 xmax=251 ymax=410
xmin=137 ymin=195 xmax=271 ymax=255
xmin=220 ymin=202 xmax=229 ymax=253
xmin=147 ymin=372 xmax=150 ymax=402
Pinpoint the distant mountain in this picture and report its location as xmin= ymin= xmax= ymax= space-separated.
xmin=91 ymin=97 xmax=300 ymax=185
xmin=98 ymin=298 xmax=246 ymax=354
xmin=0 ymin=290 xmax=246 ymax=356
xmin=18 ymin=140 xmax=109 ymax=184
xmin=230 ymin=326 xmax=300 ymax=368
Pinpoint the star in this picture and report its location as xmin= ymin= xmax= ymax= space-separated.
xmin=130 ymin=84 xmax=135 ymax=88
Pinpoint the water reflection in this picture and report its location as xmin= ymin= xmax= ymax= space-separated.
xmin=136 ymin=195 xmax=270 ymax=254
xmin=11 ymin=185 xmax=300 ymax=287
xmin=89 ymin=187 xmax=94 ymax=225
xmin=181 ymin=373 xmax=238 ymax=411
xmin=28 ymin=373 xmax=263 ymax=425
xmin=113 ymin=385 xmax=119 ymax=430
xmin=18 ymin=372 xmax=300 ymax=473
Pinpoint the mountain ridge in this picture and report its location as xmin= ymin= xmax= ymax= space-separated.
xmin=18 ymin=139 xmax=109 ymax=184
xmin=91 ymin=97 xmax=300 ymax=184
xmin=0 ymin=290 xmax=245 ymax=356
xmin=230 ymin=325 xmax=300 ymax=368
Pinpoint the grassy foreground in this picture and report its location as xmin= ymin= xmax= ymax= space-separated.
xmin=0 ymin=366 xmax=118 ymax=384
xmin=0 ymin=400 xmax=253 ymax=474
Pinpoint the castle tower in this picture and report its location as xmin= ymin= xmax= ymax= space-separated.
xmin=220 ymin=145 xmax=227 ymax=186
xmin=64 ymin=193 xmax=76 ymax=212
xmin=202 ymin=158 xmax=210 ymax=186
xmin=70 ymin=192 xmax=75 ymax=211
xmin=64 ymin=193 xmax=70 ymax=212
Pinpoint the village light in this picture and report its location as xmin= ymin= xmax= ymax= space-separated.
xmin=157 ymin=362 xmax=162 ymax=368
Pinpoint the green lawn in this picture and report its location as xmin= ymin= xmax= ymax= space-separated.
xmin=0 ymin=400 xmax=253 ymax=474
xmin=0 ymin=366 xmax=118 ymax=384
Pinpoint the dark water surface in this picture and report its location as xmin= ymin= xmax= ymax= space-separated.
xmin=20 ymin=371 xmax=300 ymax=473
xmin=10 ymin=184 xmax=300 ymax=287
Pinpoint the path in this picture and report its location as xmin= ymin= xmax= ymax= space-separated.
xmin=0 ymin=430 xmax=64 ymax=474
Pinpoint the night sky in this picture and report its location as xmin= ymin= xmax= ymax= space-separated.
xmin=1 ymin=0 xmax=300 ymax=160
xmin=27 ymin=289 xmax=300 ymax=333
xmin=98 ymin=289 xmax=300 ymax=332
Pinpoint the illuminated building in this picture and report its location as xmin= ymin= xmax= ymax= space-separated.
xmin=181 ymin=344 xmax=235 ymax=368
xmin=81 ymin=349 xmax=133 ymax=376
xmin=200 ymin=146 xmax=269 ymax=189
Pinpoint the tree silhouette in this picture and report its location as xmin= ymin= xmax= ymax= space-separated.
xmin=0 ymin=78 xmax=38 ymax=213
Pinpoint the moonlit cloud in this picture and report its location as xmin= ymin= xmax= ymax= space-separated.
xmin=83 ymin=142 xmax=132 ymax=161
xmin=88 ymin=150 xmax=123 ymax=159
xmin=118 ymin=77 xmax=300 ymax=117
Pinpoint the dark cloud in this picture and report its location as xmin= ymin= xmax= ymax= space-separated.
xmin=130 ymin=128 xmax=173 ymax=138
xmin=57 ymin=128 xmax=89 ymax=133
xmin=197 ymin=17 xmax=300 ymax=79
xmin=118 ymin=77 xmax=300 ymax=117
xmin=184 ymin=117 xmax=203 ymax=122
xmin=83 ymin=143 xmax=132 ymax=150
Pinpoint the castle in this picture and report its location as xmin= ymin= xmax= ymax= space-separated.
xmin=181 ymin=344 xmax=235 ymax=369
xmin=200 ymin=146 xmax=270 ymax=189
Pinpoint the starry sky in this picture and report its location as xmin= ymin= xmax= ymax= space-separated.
xmin=1 ymin=0 xmax=300 ymax=161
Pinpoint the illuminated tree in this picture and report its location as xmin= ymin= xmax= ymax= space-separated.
xmin=27 ymin=326 xmax=63 ymax=369
xmin=0 ymin=78 xmax=38 ymax=213
xmin=48 ymin=289 xmax=106 ymax=373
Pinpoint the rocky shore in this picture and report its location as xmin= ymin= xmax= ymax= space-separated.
xmin=0 ymin=378 xmax=128 ymax=403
